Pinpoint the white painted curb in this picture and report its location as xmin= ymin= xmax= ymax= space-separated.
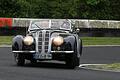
xmin=79 ymin=64 xmax=104 ymax=67
xmin=79 ymin=64 xmax=120 ymax=73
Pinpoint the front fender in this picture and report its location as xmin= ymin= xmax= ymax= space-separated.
xmin=12 ymin=35 xmax=24 ymax=51
xmin=64 ymin=35 xmax=82 ymax=57
xmin=64 ymin=36 xmax=76 ymax=51
xmin=73 ymin=34 xmax=82 ymax=57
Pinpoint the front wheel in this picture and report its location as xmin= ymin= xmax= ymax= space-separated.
xmin=65 ymin=53 xmax=79 ymax=69
xmin=14 ymin=53 xmax=25 ymax=66
xmin=30 ymin=59 xmax=37 ymax=64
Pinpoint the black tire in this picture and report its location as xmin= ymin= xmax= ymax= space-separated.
xmin=30 ymin=59 xmax=37 ymax=64
xmin=14 ymin=53 xmax=25 ymax=66
xmin=65 ymin=53 xmax=78 ymax=69
xmin=79 ymin=40 xmax=82 ymax=56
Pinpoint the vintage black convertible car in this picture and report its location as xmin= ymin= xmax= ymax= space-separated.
xmin=12 ymin=19 xmax=82 ymax=68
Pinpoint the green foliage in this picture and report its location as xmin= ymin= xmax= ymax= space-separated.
xmin=86 ymin=0 xmax=100 ymax=5
xmin=0 ymin=0 xmax=120 ymax=19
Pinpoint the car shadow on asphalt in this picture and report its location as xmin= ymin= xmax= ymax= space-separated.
xmin=13 ymin=61 xmax=82 ymax=70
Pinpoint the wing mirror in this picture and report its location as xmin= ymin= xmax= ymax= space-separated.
xmin=76 ymin=28 xmax=80 ymax=34
xmin=72 ymin=28 xmax=80 ymax=34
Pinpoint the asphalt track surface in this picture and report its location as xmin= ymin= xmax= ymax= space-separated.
xmin=0 ymin=47 xmax=120 ymax=80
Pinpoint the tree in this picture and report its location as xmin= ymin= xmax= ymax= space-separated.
xmin=0 ymin=0 xmax=120 ymax=19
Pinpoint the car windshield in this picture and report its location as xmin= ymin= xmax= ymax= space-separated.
xmin=29 ymin=19 xmax=71 ymax=31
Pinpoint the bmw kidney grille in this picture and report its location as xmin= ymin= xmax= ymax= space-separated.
xmin=38 ymin=31 xmax=50 ymax=53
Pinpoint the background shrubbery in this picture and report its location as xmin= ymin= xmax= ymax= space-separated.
xmin=0 ymin=0 xmax=120 ymax=20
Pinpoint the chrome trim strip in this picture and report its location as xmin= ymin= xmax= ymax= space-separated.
xmin=12 ymin=51 xmax=36 ymax=53
xmin=36 ymin=31 xmax=39 ymax=52
xmin=51 ymin=51 xmax=74 ymax=53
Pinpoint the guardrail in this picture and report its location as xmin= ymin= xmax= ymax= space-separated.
xmin=74 ymin=19 xmax=120 ymax=29
xmin=0 ymin=18 xmax=120 ymax=29
xmin=13 ymin=18 xmax=120 ymax=29
xmin=0 ymin=18 xmax=120 ymax=37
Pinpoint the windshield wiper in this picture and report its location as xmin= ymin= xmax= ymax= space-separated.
xmin=34 ymin=23 xmax=42 ymax=29
xmin=29 ymin=24 xmax=43 ymax=31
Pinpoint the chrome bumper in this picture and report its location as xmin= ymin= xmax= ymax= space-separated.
xmin=12 ymin=51 xmax=74 ymax=54
xmin=51 ymin=51 xmax=74 ymax=53
xmin=12 ymin=51 xmax=36 ymax=53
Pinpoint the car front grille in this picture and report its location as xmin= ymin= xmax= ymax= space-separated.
xmin=45 ymin=31 xmax=49 ymax=52
xmin=38 ymin=31 xmax=42 ymax=52
xmin=38 ymin=31 xmax=50 ymax=53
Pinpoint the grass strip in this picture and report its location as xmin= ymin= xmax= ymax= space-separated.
xmin=0 ymin=36 xmax=13 ymax=45
xmin=1 ymin=36 xmax=120 ymax=46
xmin=81 ymin=37 xmax=120 ymax=45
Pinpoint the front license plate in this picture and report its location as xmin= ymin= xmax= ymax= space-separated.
xmin=34 ymin=54 xmax=52 ymax=59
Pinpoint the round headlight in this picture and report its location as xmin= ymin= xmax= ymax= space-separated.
xmin=23 ymin=36 xmax=34 ymax=45
xmin=52 ymin=36 xmax=64 ymax=46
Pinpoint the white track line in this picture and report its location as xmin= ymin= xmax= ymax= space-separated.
xmin=0 ymin=45 xmax=11 ymax=47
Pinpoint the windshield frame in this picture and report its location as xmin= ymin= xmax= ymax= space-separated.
xmin=28 ymin=19 xmax=72 ymax=31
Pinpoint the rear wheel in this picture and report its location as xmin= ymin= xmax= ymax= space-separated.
xmin=14 ymin=53 xmax=25 ymax=66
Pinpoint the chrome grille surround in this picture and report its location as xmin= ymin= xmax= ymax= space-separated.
xmin=38 ymin=30 xmax=50 ymax=54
